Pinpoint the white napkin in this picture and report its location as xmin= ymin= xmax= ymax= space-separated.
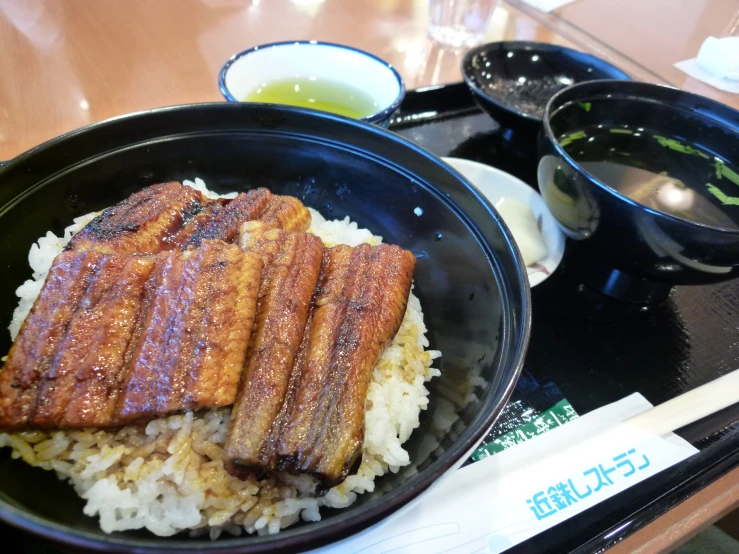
xmin=518 ymin=0 xmax=579 ymax=14
xmin=675 ymin=36 xmax=739 ymax=94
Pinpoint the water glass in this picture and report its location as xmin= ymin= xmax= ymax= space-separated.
xmin=428 ymin=0 xmax=498 ymax=48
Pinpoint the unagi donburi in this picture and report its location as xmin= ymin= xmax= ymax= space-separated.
xmin=0 ymin=178 xmax=441 ymax=538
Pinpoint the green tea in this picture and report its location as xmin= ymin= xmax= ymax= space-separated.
xmin=560 ymin=124 xmax=739 ymax=230
xmin=244 ymin=78 xmax=378 ymax=119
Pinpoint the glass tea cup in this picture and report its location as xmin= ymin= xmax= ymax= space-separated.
xmin=428 ymin=0 xmax=498 ymax=48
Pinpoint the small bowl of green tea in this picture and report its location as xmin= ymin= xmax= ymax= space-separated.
xmin=538 ymin=80 xmax=739 ymax=301
xmin=219 ymin=41 xmax=405 ymax=127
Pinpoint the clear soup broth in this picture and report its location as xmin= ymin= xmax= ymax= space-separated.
xmin=560 ymin=124 xmax=739 ymax=230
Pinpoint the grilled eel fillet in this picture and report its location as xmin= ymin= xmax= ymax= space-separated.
xmin=257 ymin=195 xmax=312 ymax=232
xmin=66 ymin=182 xmax=208 ymax=255
xmin=0 ymin=240 xmax=262 ymax=429
xmin=0 ymin=251 xmax=109 ymax=428
xmin=164 ymin=200 xmax=226 ymax=250
xmin=32 ymin=254 xmax=157 ymax=427
xmin=67 ymin=182 xmax=309 ymax=254
xmin=182 ymin=188 xmax=273 ymax=249
xmin=115 ymin=240 xmax=262 ymax=423
xmin=277 ymin=243 xmax=416 ymax=489
xmin=180 ymin=191 xmax=310 ymax=246
xmin=225 ymin=223 xmax=324 ymax=478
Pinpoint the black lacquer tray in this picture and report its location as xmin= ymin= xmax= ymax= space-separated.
xmin=6 ymin=85 xmax=739 ymax=553
xmin=391 ymin=83 xmax=739 ymax=553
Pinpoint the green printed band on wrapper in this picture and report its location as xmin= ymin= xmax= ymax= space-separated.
xmin=471 ymin=399 xmax=579 ymax=461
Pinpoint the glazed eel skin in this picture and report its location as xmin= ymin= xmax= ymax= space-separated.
xmin=225 ymin=222 xmax=324 ymax=478
xmin=0 ymin=179 xmax=418 ymax=491
xmin=114 ymin=240 xmax=263 ymax=423
xmin=275 ymin=243 xmax=416 ymax=489
xmin=65 ymin=182 xmax=209 ymax=255
xmin=66 ymin=182 xmax=310 ymax=255
xmin=0 ymin=182 xmax=312 ymax=430
xmin=0 ymin=240 xmax=262 ymax=429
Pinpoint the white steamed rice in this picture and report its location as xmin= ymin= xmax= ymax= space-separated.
xmin=0 ymin=178 xmax=441 ymax=538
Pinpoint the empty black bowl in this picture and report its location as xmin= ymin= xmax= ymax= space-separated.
xmin=0 ymin=103 xmax=530 ymax=552
xmin=462 ymin=41 xmax=631 ymax=135
xmin=538 ymin=80 xmax=739 ymax=303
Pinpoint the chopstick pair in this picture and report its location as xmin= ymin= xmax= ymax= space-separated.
xmin=627 ymin=368 xmax=739 ymax=435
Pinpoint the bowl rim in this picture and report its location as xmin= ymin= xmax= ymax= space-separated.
xmin=541 ymin=78 xmax=739 ymax=235
xmin=218 ymin=40 xmax=406 ymax=124
xmin=461 ymin=40 xmax=631 ymax=124
xmin=0 ymin=101 xmax=531 ymax=553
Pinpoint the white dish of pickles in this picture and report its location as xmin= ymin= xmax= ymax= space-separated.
xmin=444 ymin=157 xmax=565 ymax=287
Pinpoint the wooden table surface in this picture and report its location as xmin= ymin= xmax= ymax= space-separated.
xmin=0 ymin=0 xmax=573 ymax=160
xmin=3 ymin=0 xmax=738 ymax=161
xmin=0 ymin=0 xmax=738 ymax=551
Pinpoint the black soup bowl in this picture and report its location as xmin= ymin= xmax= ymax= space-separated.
xmin=462 ymin=41 xmax=630 ymax=135
xmin=0 ymin=104 xmax=530 ymax=552
xmin=538 ymin=80 xmax=739 ymax=303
